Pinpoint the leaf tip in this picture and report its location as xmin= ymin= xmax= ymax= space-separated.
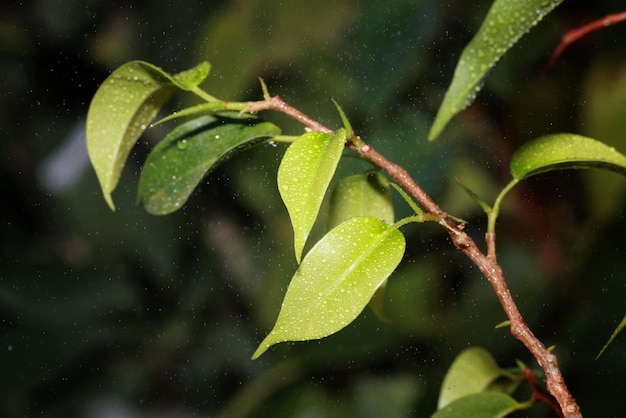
xmin=293 ymin=238 xmax=304 ymax=263
xmin=250 ymin=347 xmax=265 ymax=360
xmin=251 ymin=336 xmax=275 ymax=360
xmin=104 ymin=192 xmax=116 ymax=212
xmin=331 ymin=99 xmax=353 ymax=137
xmin=258 ymin=78 xmax=270 ymax=100
xmin=427 ymin=122 xmax=444 ymax=142
xmin=495 ymin=320 xmax=511 ymax=329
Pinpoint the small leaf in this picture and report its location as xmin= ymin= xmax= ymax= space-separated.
xmin=138 ymin=114 xmax=280 ymax=215
xmin=429 ymin=0 xmax=564 ymax=140
xmin=171 ymin=61 xmax=211 ymax=90
xmin=484 ymin=133 xmax=621 ymax=230
xmin=332 ymin=99 xmax=353 ymax=137
xmin=432 ymin=393 xmax=523 ymax=418
xmin=329 ymin=171 xmax=395 ymax=323
xmin=438 ymin=347 xmax=506 ymax=409
xmin=596 ymin=313 xmax=626 ymax=359
xmin=455 ymin=177 xmax=492 ymax=213
xmin=510 ymin=134 xmax=626 ymax=180
xmin=329 ymin=171 xmax=394 ymax=228
xmin=278 ymin=129 xmax=347 ymax=263
xmin=368 ymin=279 xmax=391 ymax=324
xmin=86 ymin=61 xmax=212 ymax=210
xmin=252 ymin=217 xmax=405 ymax=359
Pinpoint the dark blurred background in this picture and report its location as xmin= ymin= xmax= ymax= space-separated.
xmin=2 ymin=0 xmax=626 ymax=416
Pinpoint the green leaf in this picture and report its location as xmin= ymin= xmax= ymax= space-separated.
xmin=329 ymin=172 xmax=395 ymax=322
xmin=252 ymin=217 xmax=405 ymax=359
xmin=596 ymin=313 xmax=626 ymax=359
xmin=510 ymin=134 xmax=626 ymax=181
xmin=278 ymin=129 xmax=347 ymax=263
xmin=86 ymin=61 xmax=212 ymax=210
xmin=438 ymin=347 xmax=506 ymax=409
xmin=489 ymin=133 xmax=626 ymax=232
xmin=138 ymin=114 xmax=280 ymax=215
xmin=428 ymin=0 xmax=564 ymax=140
xmin=332 ymin=99 xmax=354 ymax=137
xmin=367 ymin=277 xmax=391 ymax=324
xmin=171 ymin=61 xmax=211 ymax=90
xmin=432 ymin=393 xmax=523 ymax=418
xmin=329 ymin=171 xmax=394 ymax=228
xmin=455 ymin=178 xmax=492 ymax=213
xmin=87 ymin=62 xmax=176 ymax=210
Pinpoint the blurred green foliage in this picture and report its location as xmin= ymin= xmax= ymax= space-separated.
xmin=2 ymin=0 xmax=626 ymax=416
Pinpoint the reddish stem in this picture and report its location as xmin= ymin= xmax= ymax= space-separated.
xmin=544 ymin=11 xmax=626 ymax=72
xmin=523 ymin=368 xmax=565 ymax=418
xmin=247 ymin=96 xmax=332 ymax=134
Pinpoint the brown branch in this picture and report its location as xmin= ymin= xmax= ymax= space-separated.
xmin=350 ymin=141 xmax=445 ymax=217
xmin=460 ymin=235 xmax=580 ymax=418
xmin=247 ymin=95 xmax=582 ymax=418
xmin=247 ymin=96 xmax=333 ymax=134
xmin=353 ymin=140 xmax=581 ymax=417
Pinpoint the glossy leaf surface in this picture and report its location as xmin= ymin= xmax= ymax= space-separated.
xmin=138 ymin=114 xmax=280 ymax=215
xmin=432 ymin=393 xmax=522 ymax=418
xmin=170 ymin=61 xmax=211 ymax=90
xmin=329 ymin=171 xmax=394 ymax=228
xmin=510 ymin=134 xmax=626 ymax=180
xmin=329 ymin=172 xmax=395 ymax=322
xmin=86 ymin=61 xmax=211 ymax=210
xmin=438 ymin=347 xmax=505 ymax=408
xmin=252 ymin=217 xmax=405 ymax=359
xmin=278 ymin=129 xmax=347 ymax=263
xmin=429 ymin=0 xmax=563 ymax=140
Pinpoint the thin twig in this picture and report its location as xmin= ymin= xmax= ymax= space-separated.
xmin=247 ymin=96 xmax=332 ymax=134
xmin=523 ymin=368 xmax=565 ymax=418
xmin=543 ymin=11 xmax=626 ymax=73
